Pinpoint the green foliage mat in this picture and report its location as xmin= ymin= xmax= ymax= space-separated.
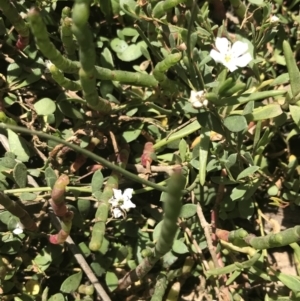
xmin=0 ymin=0 xmax=300 ymax=300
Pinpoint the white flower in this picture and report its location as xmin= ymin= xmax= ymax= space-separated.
xmin=189 ymin=90 xmax=208 ymax=108
xmin=210 ymin=37 xmax=252 ymax=72
xmin=109 ymin=188 xmax=135 ymax=218
xmin=13 ymin=222 xmax=24 ymax=235
xmin=111 ymin=207 xmax=124 ymax=219
xmin=270 ymin=15 xmax=279 ymax=23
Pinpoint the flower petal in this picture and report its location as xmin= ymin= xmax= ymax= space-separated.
xmin=109 ymin=197 xmax=118 ymax=206
xmin=215 ymin=37 xmax=230 ymax=53
xmin=112 ymin=208 xmax=123 ymax=218
xmin=192 ymin=100 xmax=203 ymax=108
xmin=231 ymin=41 xmax=249 ymax=57
xmin=13 ymin=227 xmax=23 ymax=235
xmin=223 ymin=60 xmax=238 ymax=72
xmin=195 ymin=91 xmax=205 ymax=99
xmin=112 ymin=189 xmax=122 ymax=200
xmin=189 ymin=90 xmax=205 ymax=105
xmin=234 ymin=53 xmax=252 ymax=68
xmin=202 ymin=99 xmax=209 ymax=107
xmin=121 ymin=199 xmax=136 ymax=211
xmin=210 ymin=49 xmax=224 ymax=64
xmin=190 ymin=90 xmax=197 ymax=100
xmin=123 ymin=188 xmax=133 ymax=201
xmin=270 ymin=15 xmax=279 ymax=23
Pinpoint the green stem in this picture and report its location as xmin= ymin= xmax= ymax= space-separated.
xmin=206 ymin=252 xmax=261 ymax=276
xmin=0 ymin=0 xmax=29 ymax=50
xmin=89 ymin=173 xmax=118 ymax=252
xmin=94 ymin=66 xmax=158 ymax=87
xmin=48 ymin=62 xmax=82 ymax=91
xmin=4 ymin=181 xmax=169 ymax=196
xmin=153 ymin=52 xmax=182 ymax=85
xmin=144 ymin=102 xmax=173 ymax=115
xmin=50 ymin=174 xmax=69 ymax=217
xmin=245 ymin=226 xmax=300 ymax=249
xmin=72 ymin=0 xmax=111 ymax=113
xmin=150 ymin=273 xmax=168 ymax=301
xmin=118 ymin=170 xmax=186 ymax=290
xmin=27 ymin=8 xmax=158 ymax=88
xmin=60 ymin=9 xmax=77 ymax=61
xmin=4 ymin=186 xmax=91 ymax=195
xmin=49 ymin=211 xmax=74 ymax=244
xmin=89 ymin=146 xmax=130 ymax=251
xmin=0 ymin=192 xmax=37 ymax=231
xmin=152 ymin=0 xmax=187 ymax=19
xmin=290 ymin=242 xmax=300 ymax=275
xmin=0 ymin=123 xmax=168 ymax=192
xmin=28 ymin=8 xmax=79 ymax=74
xmin=223 ymin=226 xmax=300 ymax=250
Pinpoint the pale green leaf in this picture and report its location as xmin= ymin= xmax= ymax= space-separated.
xmin=60 ymin=271 xmax=82 ymax=293
xmin=7 ymin=129 xmax=30 ymax=162
xmin=34 ymin=98 xmax=56 ymax=116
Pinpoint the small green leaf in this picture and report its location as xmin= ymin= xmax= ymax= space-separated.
xmin=45 ymin=167 xmax=57 ymax=188
xmin=230 ymin=184 xmax=248 ymax=201
xmin=248 ymin=0 xmax=265 ymax=5
xmin=172 ymin=240 xmax=189 ymax=254
xmin=1 ymin=281 xmax=14 ymax=294
xmin=34 ymin=98 xmax=56 ymax=116
xmin=33 ymin=250 xmax=52 ymax=272
xmin=120 ymin=27 xmax=138 ymax=36
xmin=236 ymin=166 xmax=260 ymax=180
xmin=0 ymin=211 xmax=14 ymax=225
xmin=105 ymin=271 xmax=118 ymax=292
xmin=163 ymin=250 xmax=179 ymax=267
xmin=283 ymin=40 xmax=300 ymax=103
xmin=7 ymin=216 xmax=20 ymax=232
xmin=154 ymin=120 xmax=201 ymax=150
xmin=249 ymin=104 xmax=282 ymax=121
xmin=91 ymin=170 xmax=104 ymax=194
xmin=179 ymin=139 xmax=187 ymax=161
xmin=57 ymin=102 xmax=84 ymax=120
xmin=274 ymin=270 xmax=300 ymax=293
xmin=271 ymin=73 xmax=289 ymax=86
xmin=117 ymin=42 xmax=147 ymax=62
xmin=224 ymin=115 xmax=247 ymax=132
xmin=8 ymin=129 xmax=30 ymax=162
xmin=20 ymin=193 xmax=37 ymax=202
xmin=120 ymin=0 xmax=140 ymax=18
xmin=60 ymin=271 xmax=82 ymax=293
xmin=77 ymin=199 xmax=91 ymax=218
xmin=179 ymin=204 xmax=197 ymax=218
xmin=267 ymin=185 xmax=278 ymax=196
xmin=121 ymin=122 xmax=143 ymax=142
xmin=153 ymin=220 xmax=163 ymax=241
xmin=13 ymin=162 xmax=27 ymax=188
xmin=1 ymin=152 xmax=16 ymax=168
xmin=100 ymin=47 xmax=114 ymax=69
xmin=91 ymin=262 xmax=105 ymax=277
xmin=238 ymin=198 xmax=254 ymax=219
xmin=7 ymin=63 xmax=22 ymax=84
xmin=48 ymin=293 xmax=65 ymax=301
xmin=290 ymin=105 xmax=300 ymax=129
xmin=110 ymin=38 xmax=128 ymax=53
xmin=217 ymin=90 xmax=286 ymax=106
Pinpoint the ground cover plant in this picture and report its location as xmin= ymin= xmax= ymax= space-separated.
xmin=0 ymin=0 xmax=300 ymax=300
